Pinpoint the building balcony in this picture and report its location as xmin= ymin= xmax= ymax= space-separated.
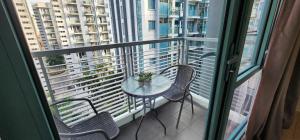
xmin=67 ymin=10 xmax=79 ymax=15
xmin=160 ymin=23 xmax=169 ymax=37
xmin=30 ymin=37 xmax=217 ymax=140
xmin=73 ymin=39 xmax=84 ymax=44
xmin=84 ymin=10 xmax=93 ymax=15
xmin=88 ymin=31 xmax=97 ymax=34
xmin=169 ymin=9 xmax=180 ymax=17
xmin=48 ymin=37 xmax=57 ymax=40
xmin=97 ymin=12 xmax=106 ymax=17
xmin=160 ymin=2 xmax=169 ymax=18
xmin=89 ymin=39 xmax=98 ymax=43
xmin=68 ymin=20 xmax=81 ymax=25
xmin=100 ymin=30 xmax=109 ymax=34
xmin=66 ymin=0 xmax=77 ymax=5
xmin=96 ymin=1 xmax=105 ymax=6
xmin=86 ymin=21 xmax=95 ymax=25
xmin=83 ymin=0 xmax=92 ymax=6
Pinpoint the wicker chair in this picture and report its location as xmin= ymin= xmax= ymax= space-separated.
xmin=51 ymin=98 xmax=120 ymax=140
xmin=160 ymin=65 xmax=196 ymax=129
xmin=160 ymin=52 xmax=216 ymax=128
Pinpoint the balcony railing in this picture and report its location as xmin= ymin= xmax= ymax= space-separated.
xmin=31 ymin=37 xmax=217 ymax=126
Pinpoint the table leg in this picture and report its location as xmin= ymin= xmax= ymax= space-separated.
xmin=135 ymin=115 xmax=145 ymax=140
xmin=135 ymin=98 xmax=146 ymax=140
xmin=153 ymin=109 xmax=167 ymax=135
xmin=135 ymin=97 xmax=167 ymax=140
xmin=150 ymin=97 xmax=166 ymax=135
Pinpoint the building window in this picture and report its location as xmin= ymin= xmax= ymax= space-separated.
xmin=148 ymin=21 xmax=155 ymax=30
xmin=148 ymin=0 xmax=155 ymax=9
xmin=149 ymin=44 xmax=156 ymax=49
xmin=150 ymin=58 xmax=156 ymax=64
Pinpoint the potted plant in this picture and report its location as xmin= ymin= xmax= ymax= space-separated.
xmin=137 ymin=72 xmax=153 ymax=83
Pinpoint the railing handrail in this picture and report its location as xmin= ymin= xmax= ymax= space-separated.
xmin=31 ymin=37 xmax=219 ymax=57
xmin=185 ymin=37 xmax=218 ymax=42
xmin=31 ymin=37 xmax=184 ymax=57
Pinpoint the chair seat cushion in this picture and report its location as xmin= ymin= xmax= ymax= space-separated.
xmin=71 ymin=112 xmax=120 ymax=140
xmin=162 ymin=84 xmax=186 ymax=101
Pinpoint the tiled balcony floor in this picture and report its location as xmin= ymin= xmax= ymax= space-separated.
xmin=116 ymin=101 xmax=208 ymax=140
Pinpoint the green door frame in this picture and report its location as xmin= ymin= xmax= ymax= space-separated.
xmin=227 ymin=0 xmax=282 ymax=139
xmin=0 ymin=0 xmax=58 ymax=139
xmin=206 ymin=0 xmax=282 ymax=139
xmin=204 ymin=0 xmax=255 ymax=139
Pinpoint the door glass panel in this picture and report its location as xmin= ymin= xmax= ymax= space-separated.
xmin=239 ymin=0 xmax=267 ymax=73
xmin=224 ymin=71 xmax=262 ymax=139
xmin=11 ymin=0 xmax=226 ymax=139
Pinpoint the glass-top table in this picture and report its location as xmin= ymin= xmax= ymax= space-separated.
xmin=121 ymin=75 xmax=172 ymax=140
xmin=121 ymin=75 xmax=172 ymax=98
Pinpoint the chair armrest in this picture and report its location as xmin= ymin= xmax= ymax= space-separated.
xmin=59 ymin=129 xmax=110 ymax=140
xmin=51 ymin=98 xmax=98 ymax=114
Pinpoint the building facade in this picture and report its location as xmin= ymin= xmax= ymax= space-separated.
xmin=12 ymin=0 xmax=49 ymax=92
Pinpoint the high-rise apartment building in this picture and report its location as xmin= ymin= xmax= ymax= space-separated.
xmin=29 ymin=0 xmax=117 ymax=104
xmin=33 ymin=2 xmax=61 ymax=50
xmin=110 ymin=0 xmax=210 ymax=72
xmin=12 ymin=0 xmax=49 ymax=92
xmin=49 ymin=0 xmax=112 ymax=47
xmin=12 ymin=0 xmax=41 ymax=51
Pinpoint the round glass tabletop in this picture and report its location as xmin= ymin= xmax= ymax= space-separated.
xmin=121 ymin=75 xmax=172 ymax=98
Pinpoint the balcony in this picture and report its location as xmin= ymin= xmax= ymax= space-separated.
xmin=31 ymin=37 xmax=217 ymax=140
xmin=96 ymin=2 xmax=105 ymax=7
xmin=66 ymin=0 xmax=77 ymax=5
xmin=84 ymin=10 xmax=93 ymax=16
xmin=160 ymin=23 xmax=169 ymax=37
xmin=67 ymin=10 xmax=79 ymax=15
xmin=169 ymin=8 xmax=180 ymax=17
xmin=68 ymin=20 xmax=81 ymax=25
xmin=83 ymin=0 xmax=92 ymax=6
xmin=160 ymin=2 xmax=169 ymax=18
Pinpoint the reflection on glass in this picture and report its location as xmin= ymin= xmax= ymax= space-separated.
xmin=224 ymin=71 xmax=262 ymax=139
xmin=239 ymin=0 xmax=266 ymax=73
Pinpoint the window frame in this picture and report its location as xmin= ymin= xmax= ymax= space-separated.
xmin=148 ymin=0 xmax=156 ymax=10
xmin=148 ymin=20 xmax=156 ymax=30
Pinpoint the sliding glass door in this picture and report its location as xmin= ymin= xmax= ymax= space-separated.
xmin=0 ymin=0 xmax=281 ymax=139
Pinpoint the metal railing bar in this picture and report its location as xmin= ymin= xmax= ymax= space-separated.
xmin=132 ymin=52 xmax=178 ymax=59
xmin=48 ymin=63 xmax=125 ymax=79
xmin=50 ymin=69 xmax=125 ymax=85
xmin=95 ymin=98 xmax=127 ymax=113
xmin=54 ymin=78 xmax=123 ymax=97
xmin=31 ymin=38 xmax=183 ymax=57
xmin=184 ymin=37 xmax=218 ymax=42
xmin=55 ymin=83 xmax=123 ymax=100
xmin=59 ymin=93 xmax=126 ymax=116
xmin=91 ymin=91 xmax=125 ymax=104
xmin=52 ymin=74 xmax=124 ymax=91
xmin=44 ymin=54 xmax=124 ymax=68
